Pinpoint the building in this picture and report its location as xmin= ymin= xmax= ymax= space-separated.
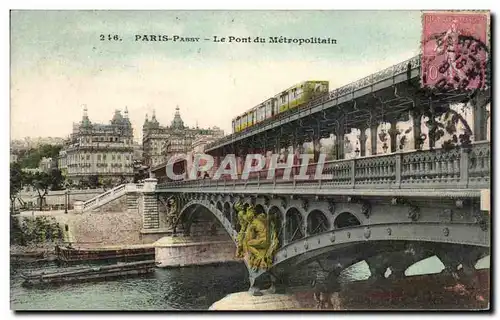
xmin=22 ymin=168 xmax=42 ymax=175
xmin=132 ymin=142 xmax=143 ymax=162
xmin=58 ymin=106 xmax=135 ymax=184
xmin=142 ymin=106 xmax=224 ymax=169
xmin=38 ymin=157 xmax=56 ymax=173
xmin=191 ymin=133 xmax=223 ymax=154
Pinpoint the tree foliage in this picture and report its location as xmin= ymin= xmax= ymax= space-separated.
xmin=10 ymin=162 xmax=25 ymax=213
xmin=23 ymin=169 xmax=65 ymax=211
xmin=17 ymin=144 xmax=62 ymax=168
xmin=10 ymin=215 xmax=64 ymax=246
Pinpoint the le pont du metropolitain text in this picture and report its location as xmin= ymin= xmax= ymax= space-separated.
xmin=134 ymin=34 xmax=337 ymax=45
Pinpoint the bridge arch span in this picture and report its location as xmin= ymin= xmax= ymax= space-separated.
xmin=307 ymin=209 xmax=330 ymax=236
xmin=178 ymin=200 xmax=238 ymax=242
xmin=331 ymin=203 xmax=367 ymax=225
xmin=285 ymin=207 xmax=305 ymax=244
xmin=334 ymin=211 xmax=362 ymax=229
xmin=216 ymin=201 xmax=223 ymax=215
xmin=223 ymin=201 xmax=232 ymax=223
xmin=267 ymin=205 xmax=285 ymax=249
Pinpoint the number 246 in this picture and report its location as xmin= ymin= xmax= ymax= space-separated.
xmin=100 ymin=34 xmax=121 ymax=41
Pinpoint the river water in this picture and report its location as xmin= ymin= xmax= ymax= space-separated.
xmin=10 ymin=256 xmax=489 ymax=310
xmin=10 ymin=260 xmax=249 ymax=311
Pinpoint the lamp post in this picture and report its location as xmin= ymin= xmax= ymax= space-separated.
xmin=64 ymin=189 xmax=69 ymax=214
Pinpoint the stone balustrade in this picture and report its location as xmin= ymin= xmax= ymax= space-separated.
xmin=78 ymin=183 xmax=147 ymax=213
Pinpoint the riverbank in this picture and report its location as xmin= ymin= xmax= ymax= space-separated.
xmin=10 ymin=243 xmax=59 ymax=262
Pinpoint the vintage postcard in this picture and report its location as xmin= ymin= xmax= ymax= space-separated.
xmin=10 ymin=10 xmax=491 ymax=311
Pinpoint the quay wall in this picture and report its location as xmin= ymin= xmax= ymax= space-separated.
xmin=155 ymin=236 xmax=238 ymax=268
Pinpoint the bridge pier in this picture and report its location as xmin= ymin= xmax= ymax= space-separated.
xmin=141 ymin=178 xmax=160 ymax=230
xmin=154 ymin=236 xmax=236 ymax=268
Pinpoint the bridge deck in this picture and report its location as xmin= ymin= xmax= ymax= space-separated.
xmin=157 ymin=141 xmax=490 ymax=194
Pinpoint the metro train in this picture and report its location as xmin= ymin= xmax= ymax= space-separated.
xmin=232 ymin=80 xmax=329 ymax=133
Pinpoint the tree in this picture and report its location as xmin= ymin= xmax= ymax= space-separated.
xmin=102 ymin=178 xmax=113 ymax=190
xmin=24 ymin=169 xmax=65 ymax=211
xmin=118 ymin=175 xmax=127 ymax=184
xmin=88 ymin=175 xmax=99 ymax=188
xmin=134 ymin=169 xmax=148 ymax=183
xmin=18 ymin=144 xmax=62 ymax=168
xmin=24 ymin=172 xmax=51 ymax=211
xmin=49 ymin=169 xmax=64 ymax=191
xmin=10 ymin=162 xmax=24 ymax=213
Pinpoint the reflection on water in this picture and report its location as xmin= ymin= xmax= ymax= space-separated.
xmin=10 ymin=255 xmax=490 ymax=310
xmin=10 ymin=260 xmax=249 ymax=311
xmin=340 ymin=255 xmax=490 ymax=282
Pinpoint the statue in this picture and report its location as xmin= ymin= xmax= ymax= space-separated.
xmin=234 ymin=202 xmax=279 ymax=271
xmin=165 ymin=198 xmax=177 ymax=229
xmin=234 ymin=202 xmax=254 ymax=258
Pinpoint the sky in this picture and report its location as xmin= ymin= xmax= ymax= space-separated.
xmin=10 ymin=10 xmax=422 ymax=141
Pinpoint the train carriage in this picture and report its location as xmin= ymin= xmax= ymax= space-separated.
xmin=232 ymin=80 xmax=329 ymax=134
xmin=277 ymin=81 xmax=329 ymax=113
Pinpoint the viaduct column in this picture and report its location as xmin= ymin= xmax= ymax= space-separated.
xmin=358 ymin=127 xmax=367 ymax=157
xmin=388 ymin=120 xmax=399 ymax=153
xmin=370 ymin=124 xmax=378 ymax=156
xmin=411 ymin=111 xmax=423 ymax=150
xmin=473 ymin=98 xmax=488 ymax=142
xmin=141 ymin=177 xmax=159 ymax=230
xmin=335 ymin=124 xmax=345 ymax=160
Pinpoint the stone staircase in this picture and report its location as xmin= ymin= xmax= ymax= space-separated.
xmin=77 ymin=183 xmax=144 ymax=213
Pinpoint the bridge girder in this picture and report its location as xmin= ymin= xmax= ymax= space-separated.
xmin=167 ymin=193 xmax=489 ymax=292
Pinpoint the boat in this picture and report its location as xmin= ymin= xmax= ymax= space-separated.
xmin=55 ymin=245 xmax=155 ymax=263
xmin=21 ymin=260 xmax=156 ymax=287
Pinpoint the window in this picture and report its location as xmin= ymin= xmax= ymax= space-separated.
xmin=117 ymin=155 xmax=121 ymax=161
xmin=112 ymin=155 xmax=115 ymax=161
xmin=86 ymin=154 xmax=90 ymax=160
xmin=103 ymin=154 xmax=107 ymax=160
xmin=97 ymin=154 xmax=101 ymax=161
xmin=125 ymin=155 xmax=129 ymax=160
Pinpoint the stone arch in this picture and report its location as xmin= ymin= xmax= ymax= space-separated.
xmin=306 ymin=209 xmax=330 ymax=236
xmin=268 ymin=205 xmax=285 ymax=249
xmin=334 ymin=211 xmax=361 ymax=229
xmin=285 ymin=207 xmax=304 ymax=243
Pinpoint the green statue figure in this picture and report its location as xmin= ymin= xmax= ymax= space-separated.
xmin=234 ymin=202 xmax=279 ymax=271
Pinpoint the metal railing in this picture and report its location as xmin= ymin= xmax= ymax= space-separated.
xmin=158 ymin=141 xmax=490 ymax=191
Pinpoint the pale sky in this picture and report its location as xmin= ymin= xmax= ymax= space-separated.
xmin=10 ymin=10 xmax=422 ymax=141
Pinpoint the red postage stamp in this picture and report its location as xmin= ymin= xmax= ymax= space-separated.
xmin=421 ymin=11 xmax=490 ymax=90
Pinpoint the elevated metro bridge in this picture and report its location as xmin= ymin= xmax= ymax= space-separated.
xmin=204 ymin=55 xmax=489 ymax=158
